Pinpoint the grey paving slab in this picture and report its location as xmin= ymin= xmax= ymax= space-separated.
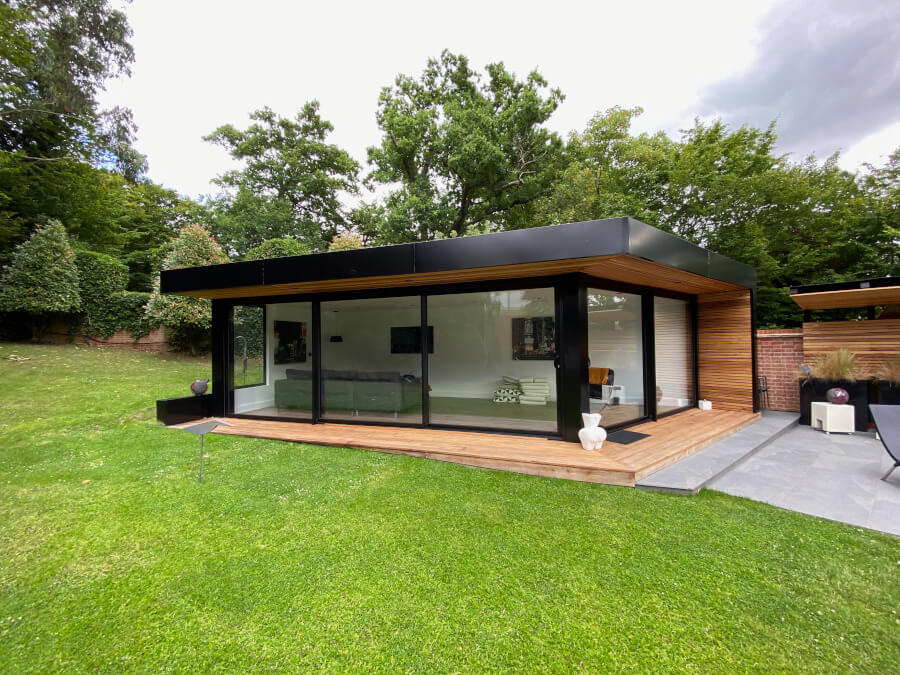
xmin=707 ymin=424 xmax=900 ymax=536
xmin=635 ymin=411 xmax=798 ymax=495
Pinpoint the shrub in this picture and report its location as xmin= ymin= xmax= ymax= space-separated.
xmin=874 ymin=355 xmax=900 ymax=385
xmin=0 ymin=220 xmax=80 ymax=339
xmin=244 ymin=238 xmax=311 ymax=261
xmin=145 ymin=225 xmax=229 ymax=354
xmin=808 ymin=349 xmax=861 ymax=381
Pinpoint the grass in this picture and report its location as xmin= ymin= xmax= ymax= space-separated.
xmin=1 ymin=343 xmax=898 ymax=672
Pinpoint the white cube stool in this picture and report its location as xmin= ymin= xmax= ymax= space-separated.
xmin=811 ymin=401 xmax=855 ymax=434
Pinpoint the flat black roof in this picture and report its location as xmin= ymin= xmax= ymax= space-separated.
xmin=161 ymin=217 xmax=756 ymax=295
xmin=789 ymin=276 xmax=898 ymax=295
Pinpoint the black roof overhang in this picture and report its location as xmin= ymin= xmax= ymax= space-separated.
xmin=161 ymin=217 xmax=757 ymax=296
xmin=789 ymin=276 xmax=898 ymax=295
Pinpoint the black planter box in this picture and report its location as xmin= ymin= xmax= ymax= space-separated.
xmin=156 ymin=394 xmax=213 ymax=426
xmin=878 ymin=381 xmax=900 ymax=405
xmin=799 ymin=379 xmax=870 ymax=432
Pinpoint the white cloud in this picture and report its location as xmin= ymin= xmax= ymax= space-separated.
xmin=101 ymin=0 xmax=897 ymax=200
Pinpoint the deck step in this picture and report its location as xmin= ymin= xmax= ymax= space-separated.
xmin=635 ymin=411 xmax=799 ymax=495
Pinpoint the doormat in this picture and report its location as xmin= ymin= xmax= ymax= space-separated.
xmin=607 ymin=430 xmax=650 ymax=445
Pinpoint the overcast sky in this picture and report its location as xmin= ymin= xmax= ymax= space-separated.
xmin=98 ymin=0 xmax=900 ymax=200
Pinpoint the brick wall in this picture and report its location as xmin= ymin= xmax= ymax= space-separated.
xmin=756 ymin=328 xmax=803 ymax=411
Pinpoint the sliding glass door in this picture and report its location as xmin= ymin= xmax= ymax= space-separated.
xmin=587 ymin=288 xmax=645 ymax=426
xmin=427 ymin=288 xmax=558 ymax=433
xmin=654 ymin=296 xmax=695 ymax=414
xmin=321 ymin=296 xmax=423 ymax=424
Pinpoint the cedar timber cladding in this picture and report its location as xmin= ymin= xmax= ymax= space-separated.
xmin=697 ymin=290 xmax=754 ymax=412
xmin=803 ymin=319 xmax=900 ymax=376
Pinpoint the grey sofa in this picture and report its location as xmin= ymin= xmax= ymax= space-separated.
xmin=274 ymin=369 xmax=421 ymax=415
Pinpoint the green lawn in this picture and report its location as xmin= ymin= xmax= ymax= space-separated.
xmin=1 ymin=344 xmax=898 ymax=672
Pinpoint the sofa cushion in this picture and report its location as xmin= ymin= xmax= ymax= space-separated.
xmin=285 ymin=368 xmax=312 ymax=380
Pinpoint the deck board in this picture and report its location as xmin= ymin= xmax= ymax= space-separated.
xmin=173 ymin=409 xmax=759 ymax=486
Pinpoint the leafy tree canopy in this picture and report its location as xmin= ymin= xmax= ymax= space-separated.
xmin=364 ymin=50 xmax=565 ymax=243
xmin=533 ymin=107 xmax=899 ymax=327
xmin=205 ymin=103 xmax=359 ymax=255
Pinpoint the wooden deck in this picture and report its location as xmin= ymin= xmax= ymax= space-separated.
xmin=176 ymin=408 xmax=760 ymax=486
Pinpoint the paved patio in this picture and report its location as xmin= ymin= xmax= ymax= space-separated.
xmin=708 ymin=424 xmax=900 ymax=536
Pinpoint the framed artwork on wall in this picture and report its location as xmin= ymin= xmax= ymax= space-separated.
xmin=512 ymin=317 xmax=555 ymax=360
xmin=274 ymin=320 xmax=307 ymax=364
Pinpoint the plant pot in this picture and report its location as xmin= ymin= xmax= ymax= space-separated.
xmin=799 ymin=378 xmax=870 ymax=432
xmin=878 ymin=381 xmax=900 ymax=405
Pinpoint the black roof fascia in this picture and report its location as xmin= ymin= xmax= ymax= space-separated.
xmin=789 ymin=276 xmax=898 ymax=295
xmin=160 ymin=217 xmax=756 ymax=295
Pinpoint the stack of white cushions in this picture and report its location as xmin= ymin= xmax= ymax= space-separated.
xmin=504 ymin=376 xmax=550 ymax=405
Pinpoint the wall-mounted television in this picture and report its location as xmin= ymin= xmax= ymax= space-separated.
xmin=390 ymin=326 xmax=434 ymax=354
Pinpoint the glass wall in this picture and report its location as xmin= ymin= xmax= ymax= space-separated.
xmin=232 ymin=305 xmax=265 ymax=388
xmin=587 ymin=288 xmax=645 ymax=426
xmin=321 ymin=296 xmax=423 ymax=423
xmin=232 ymin=301 xmax=313 ymax=419
xmin=427 ymin=288 xmax=557 ymax=433
xmin=654 ymin=296 xmax=695 ymax=414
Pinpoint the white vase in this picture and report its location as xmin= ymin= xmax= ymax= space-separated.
xmin=578 ymin=412 xmax=607 ymax=450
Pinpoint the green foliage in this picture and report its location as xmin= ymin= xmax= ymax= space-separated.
xmin=0 ymin=221 xmax=80 ymax=329
xmin=243 ymin=237 xmax=311 ymax=261
xmin=145 ymin=225 xmax=229 ymax=354
xmin=1 ymin=343 xmax=899 ymax=671
xmin=534 ymin=108 xmax=900 ymax=327
xmin=119 ymin=181 xmax=214 ymax=291
xmin=0 ymin=0 xmax=136 ymax=162
xmin=73 ymin=249 xmax=153 ymax=338
xmin=364 ymin=50 xmax=565 ymax=242
xmin=205 ymin=103 xmax=359 ymax=255
xmin=327 ymin=231 xmax=364 ymax=251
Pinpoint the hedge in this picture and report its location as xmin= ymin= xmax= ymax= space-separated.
xmin=74 ymin=250 xmax=156 ymax=339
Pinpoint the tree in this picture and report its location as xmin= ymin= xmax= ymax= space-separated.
xmin=328 ymin=231 xmax=364 ymax=251
xmin=0 ymin=219 xmax=80 ymax=338
xmin=364 ymin=51 xmax=566 ymax=243
xmin=145 ymin=225 xmax=229 ymax=354
xmin=119 ymin=182 xmax=214 ymax=291
xmin=0 ymin=0 xmax=147 ymax=259
xmin=243 ymin=238 xmax=310 ymax=261
xmin=205 ymin=103 xmax=359 ymax=254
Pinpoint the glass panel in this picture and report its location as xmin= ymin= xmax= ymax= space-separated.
xmin=428 ymin=288 xmax=558 ymax=433
xmin=654 ymin=296 xmax=695 ymax=414
xmin=587 ymin=288 xmax=645 ymax=426
xmin=232 ymin=306 xmax=265 ymax=388
xmin=233 ymin=302 xmax=313 ymax=419
xmin=321 ymin=296 xmax=423 ymax=423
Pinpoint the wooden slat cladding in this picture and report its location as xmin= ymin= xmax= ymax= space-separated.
xmin=803 ymin=319 xmax=900 ymax=375
xmin=177 ymin=254 xmax=745 ymax=300
xmin=581 ymin=256 xmax=739 ymax=295
xmin=791 ymin=286 xmax=900 ymax=309
xmin=171 ymin=409 xmax=758 ymax=486
xmin=697 ymin=290 xmax=754 ymax=412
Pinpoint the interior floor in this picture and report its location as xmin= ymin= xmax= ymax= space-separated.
xmin=235 ymin=397 xmax=650 ymax=433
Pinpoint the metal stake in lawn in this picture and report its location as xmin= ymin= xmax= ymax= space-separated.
xmin=181 ymin=419 xmax=232 ymax=482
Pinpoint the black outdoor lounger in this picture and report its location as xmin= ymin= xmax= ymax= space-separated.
xmin=869 ymin=404 xmax=900 ymax=482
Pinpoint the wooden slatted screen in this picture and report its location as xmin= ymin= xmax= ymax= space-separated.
xmin=803 ymin=319 xmax=900 ymax=375
xmin=697 ymin=290 xmax=754 ymax=412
